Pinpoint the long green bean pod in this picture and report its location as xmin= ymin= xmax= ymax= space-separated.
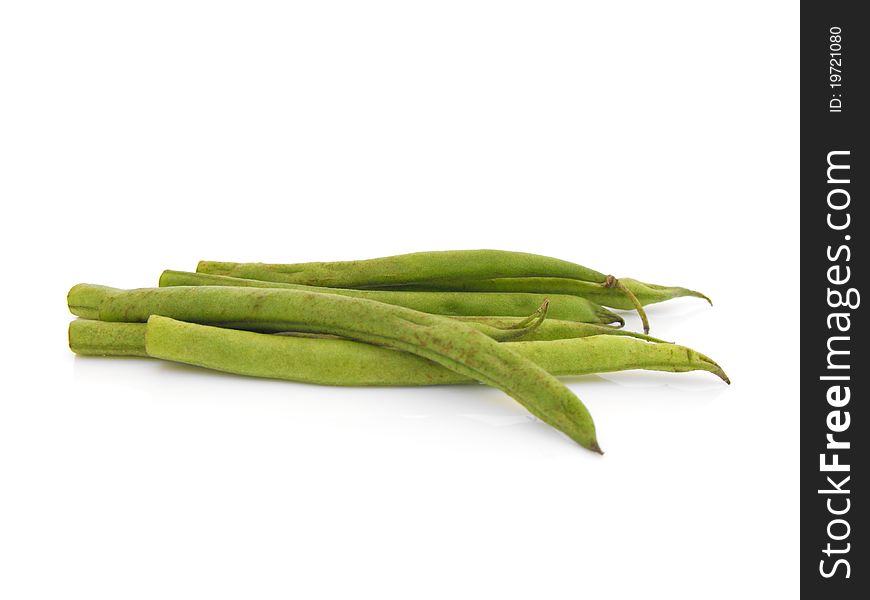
xmin=67 ymin=284 xmax=603 ymax=452
xmin=197 ymin=250 xmax=609 ymax=287
xmin=196 ymin=250 xmax=652 ymax=331
xmin=69 ymin=318 xmax=729 ymax=384
xmin=68 ymin=311 xmax=656 ymax=351
xmin=158 ymin=270 xmax=623 ymax=325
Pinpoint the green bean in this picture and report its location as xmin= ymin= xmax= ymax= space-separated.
xmin=67 ymin=284 xmax=602 ymax=452
xmin=70 ymin=316 xmax=730 ymax=386
xmin=158 ymin=270 xmax=624 ymax=325
xmin=68 ymin=284 xmax=547 ymax=341
xmin=370 ymin=277 xmax=712 ymax=309
xmin=69 ymin=311 xmax=659 ymax=347
xmin=72 ymin=285 xmax=552 ymax=343
xmin=70 ymin=307 xmax=649 ymax=347
xmin=195 ymin=250 xmax=651 ymax=333
xmin=70 ymin=318 xmax=729 ymax=384
xmin=197 ymin=250 xmax=608 ymax=286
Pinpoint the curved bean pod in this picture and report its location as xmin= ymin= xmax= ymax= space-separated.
xmin=67 ymin=284 xmax=602 ymax=452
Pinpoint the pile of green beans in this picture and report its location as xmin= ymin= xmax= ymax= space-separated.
xmin=67 ymin=250 xmax=727 ymax=454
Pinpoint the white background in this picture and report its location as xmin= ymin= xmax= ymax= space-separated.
xmin=1 ymin=2 xmax=799 ymax=598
